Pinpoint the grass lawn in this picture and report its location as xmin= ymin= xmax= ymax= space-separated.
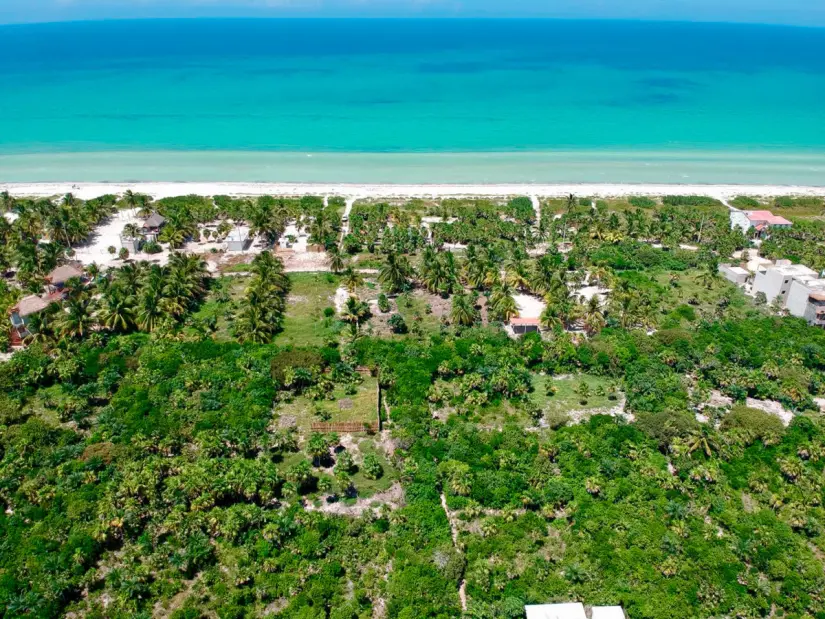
xmin=277 ymin=272 xmax=342 ymax=347
xmin=275 ymin=375 xmax=380 ymax=435
xmin=531 ymin=374 xmax=617 ymax=416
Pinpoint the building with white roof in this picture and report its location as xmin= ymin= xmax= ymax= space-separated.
xmin=786 ymin=277 xmax=825 ymax=326
xmin=752 ymin=260 xmax=817 ymax=306
xmin=718 ymin=264 xmax=749 ymax=285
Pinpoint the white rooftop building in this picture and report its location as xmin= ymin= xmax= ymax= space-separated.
xmin=752 ymin=260 xmax=817 ymax=306
xmin=786 ymin=277 xmax=825 ymax=326
xmin=525 ymin=603 xmax=625 ymax=619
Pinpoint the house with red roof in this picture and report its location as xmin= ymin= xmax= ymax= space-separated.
xmin=730 ymin=209 xmax=792 ymax=236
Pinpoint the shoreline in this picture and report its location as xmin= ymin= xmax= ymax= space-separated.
xmin=2 ymin=181 xmax=824 ymax=201
xmin=3 ymin=150 xmax=825 ymax=186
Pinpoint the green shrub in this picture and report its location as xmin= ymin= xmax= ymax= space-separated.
xmin=635 ymin=408 xmax=699 ymax=447
xmin=378 ymin=293 xmax=391 ymax=313
xmin=629 ymin=196 xmax=656 ymax=208
xmin=721 ymin=404 xmax=785 ymax=444
xmin=730 ymin=196 xmax=761 ymax=208
xmin=662 ymin=195 xmax=720 ymax=207
xmin=388 ymin=314 xmax=408 ymax=334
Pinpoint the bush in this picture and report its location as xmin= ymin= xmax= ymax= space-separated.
xmin=323 ymin=307 xmax=335 ymax=318
xmin=731 ymin=196 xmax=761 ymax=209
xmin=721 ymin=404 xmax=784 ymax=444
xmin=377 ymin=293 xmax=391 ymax=313
xmin=362 ymin=453 xmax=384 ymax=480
xmin=0 ymin=395 xmax=26 ymax=425
xmin=142 ymin=240 xmax=162 ymax=254
xmin=629 ymin=196 xmax=656 ymax=208
xmin=636 ymin=409 xmax=699 ymax=448
xmin=388 ymin=314 xmax=408 ymax=334
xmin=663 ymin=195 xmax=720 ymax=207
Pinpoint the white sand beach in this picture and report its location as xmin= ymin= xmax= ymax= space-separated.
xmin=1 ymin=181 xmax=823 ymax=202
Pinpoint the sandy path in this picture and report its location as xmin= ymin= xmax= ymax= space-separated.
xmin=439 ymin=492 xmax=467 ymax=612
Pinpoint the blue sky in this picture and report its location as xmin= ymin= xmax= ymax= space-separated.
xmin=1 ymin=0 xmax=823 ymax=26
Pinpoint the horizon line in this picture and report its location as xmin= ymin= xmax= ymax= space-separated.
xmin=2 ymin=16 xmax=825 ymax=30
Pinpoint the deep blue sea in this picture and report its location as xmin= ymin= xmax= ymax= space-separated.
xmin=1 ymin=19 xmax=824 ymax=183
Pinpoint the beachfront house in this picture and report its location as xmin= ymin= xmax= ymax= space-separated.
xmin=141 ymin=212 xmax=167 ymax=242
xmin=46 ymin=264 xmax=85 ymax=293
xmin=9 ymin=295 xmax=51 ymax=342
xmin=524 ymin=602 xmax=625 ymax=619
xmin=730 ymin=209 xmax=792 ymax=236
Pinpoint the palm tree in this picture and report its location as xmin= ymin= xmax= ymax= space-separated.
xmin=123 ymin=189 xmax=139 ymax=209
xmin=122 ymin=223 xmax=141 ymax=239
xmin=540 ymin=304 xmax=564 ymax=332
xmin=136 ymin=285 xmax=164 ymax=332
xmin=450 ymin=291 xmax=478 ymax=327
xmin=582 ymin=296 xmax=605 ymax=335
xmin=56 ymin=297 xmax=95 ymax=340
xmin=98 ymin=290 xmax=136 ymax=332
xmin=342 ymin=267 xmax=363 ymax=295
xmin=378 ymin=252 xmax=412 ymax=294
xmin=235 ymin=304 xmax=277 ymax=344
xmin=490 ymin=282 xmax=518 ymax=323
xmin=340 ymin=295 xmax=370 ymax=336
xmin=328 ymin=246 xmax=345 ymax=274
xmin=462 ymin=245 xmax=489 ymax=290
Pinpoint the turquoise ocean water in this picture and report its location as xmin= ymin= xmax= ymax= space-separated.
xmin=1 ymin=19 xmax=824 ymax=184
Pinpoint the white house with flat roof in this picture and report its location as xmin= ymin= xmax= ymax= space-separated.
xmin=718 ymin=264 xmax=749 ymax=285
xmin=752 ymin=261 xmax=817 ymax=305
xmin=786 ymin=277 xmax=825 ymax=326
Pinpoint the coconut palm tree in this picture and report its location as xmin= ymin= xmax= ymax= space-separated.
xmin=378 ymin=252 xmax=412 ymax=294
xmin=98 ymin=289 xmax=136 ymax=332
xmin=342 ymin=267 xmax=363 ymax=296
xmin=582 ymin=296 xmax=605 ymax=335
xmin=123 ymin=223 xmax=141 ymax=239
xmin=136 ymin=285 xmax=164 ymax=332
xmin=56 ymin=297 xmax=95 ymax=340
xmin=462 ymin=245 xmax=489 ymax=290
xmin=490 ymin=282 xmax=518 ymax=323
xmin=235 ymin=304 xmax=277 ymax=344
xmin=340 ymin=295 xmax=370 ymax=336
xmin=328 ymin=246 xmax=345 ymax=274
xmin=450 ymin=291 xmax=478 ymax=327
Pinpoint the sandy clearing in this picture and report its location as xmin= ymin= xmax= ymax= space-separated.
xmin=513 ymin=293 xmax=545 ymax=319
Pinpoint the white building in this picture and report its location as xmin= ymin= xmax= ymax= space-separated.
xmin=752 ymin=261 xmax=817 ymax=305
xmin=786 ymin=277 xmax=825 ymax=326
xmin=718 ymin=264 xmax=749 ymax=285
xmin=525 ymin=603 xmax=625 ymax=619
xmin=226 ymin=228 xmax=250 ymax=252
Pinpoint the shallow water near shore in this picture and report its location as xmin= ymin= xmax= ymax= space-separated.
xmin=3 ymin=150 xmax=825 ymax=185
xmin=1 ymin=19 xmax=825 ymax=183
